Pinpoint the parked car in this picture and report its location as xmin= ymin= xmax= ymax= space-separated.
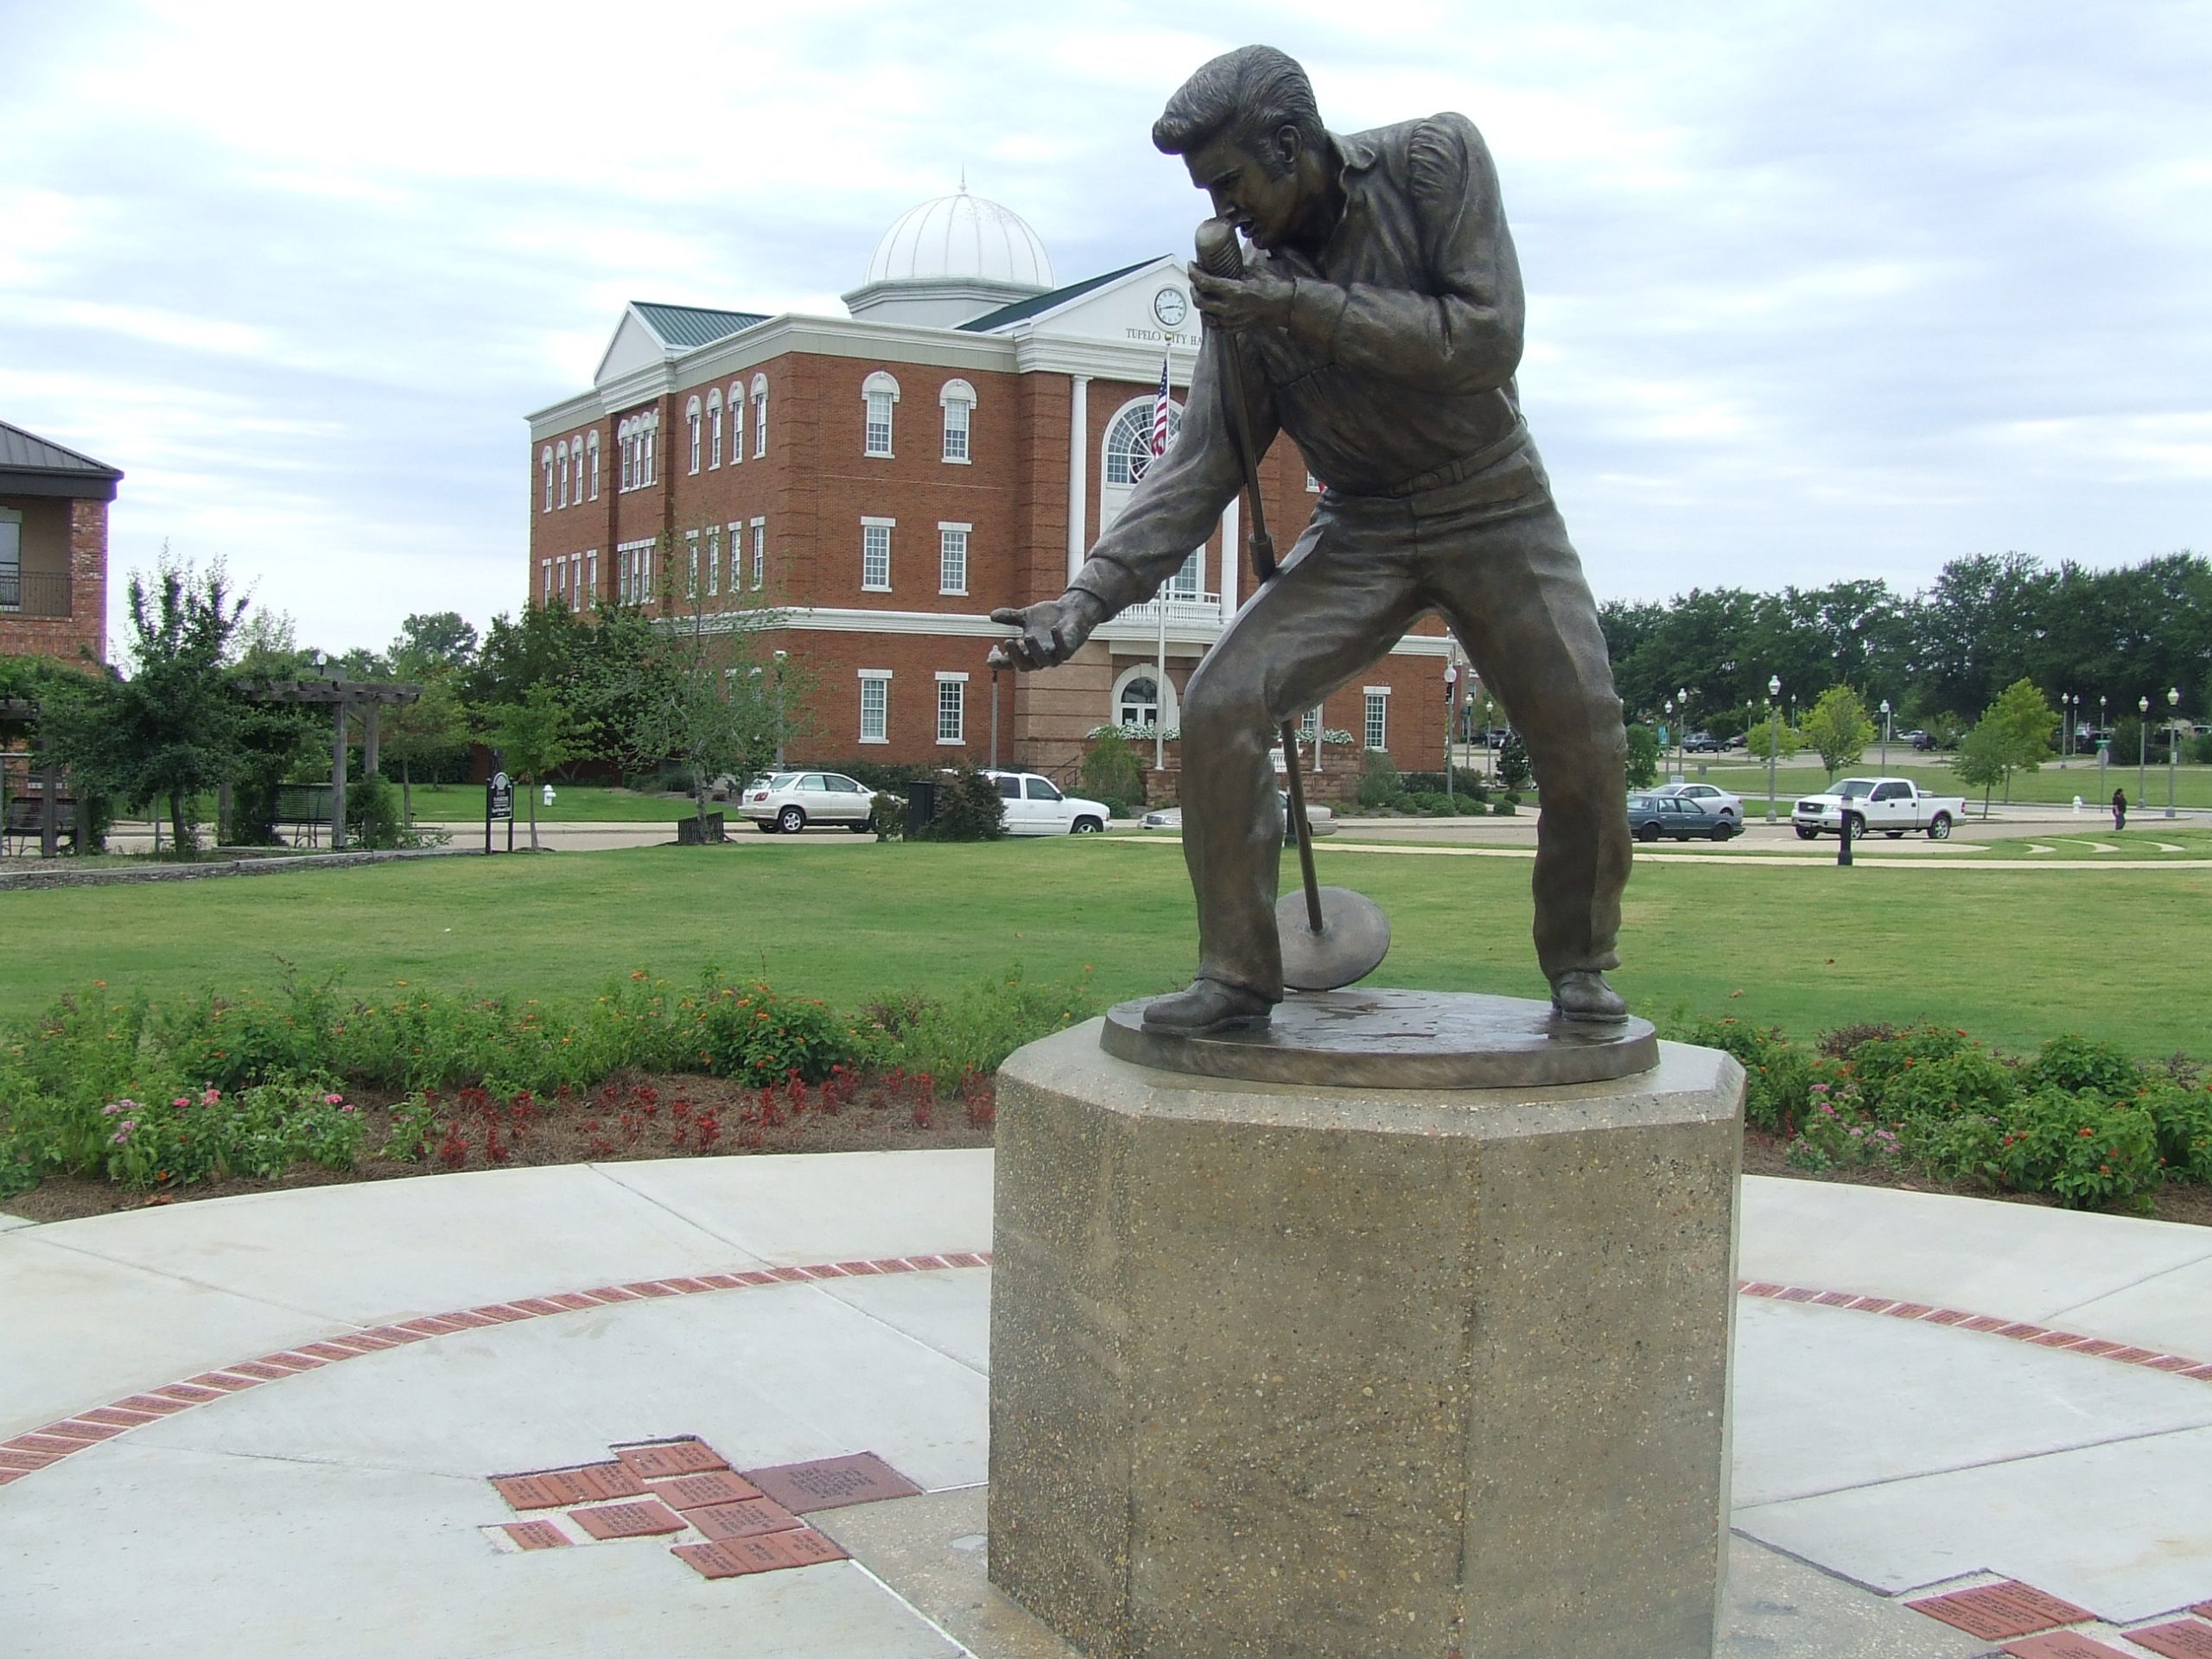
xmin=1791 ymin=777 xmax=1964 ymax=840
xmin=739 ymin=771 xmax=879 ymax=833
xmin=980 ymin=771 xmax=1114 ymax=836
xmin=1627 ymin=793 xmax=1739 ymax=842
xmin=1141 ymin=793 xmax=1338 ymax=838
xmin=1649 ymin=781 xmax=1744 ymax=822
xmin=1681 ymin=731 xmax=1721 ymax=753
xmin=1909 ymin=730 xmax=1941 ymax=752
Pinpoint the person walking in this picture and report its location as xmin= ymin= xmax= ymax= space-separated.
xmin=2113 ymin=787 xmax=2127 ymax=832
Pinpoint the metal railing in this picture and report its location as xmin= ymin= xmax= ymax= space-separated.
xmin=1104 ymin=590 xmax=1224 ymax=632
xmin=0 ymin=572 xmax=72 ymax=618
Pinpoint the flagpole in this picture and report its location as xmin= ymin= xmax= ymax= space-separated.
xmin=1154 ymin=343 xmax=1171 ymax=775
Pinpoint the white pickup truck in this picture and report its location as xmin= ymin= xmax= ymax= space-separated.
xmin=1792 ymin=777 xmax=1965 ymax=841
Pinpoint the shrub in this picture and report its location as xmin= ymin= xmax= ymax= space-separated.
xmin=1355 ymin=749 xmax=1399 ymax=808
xmin=1080 ymin=729 xmax=1146 ymax=818
xmin=685 ymin=983 xmax=877 ymax=1084
xmin=1676 ymin=1017 xmax=1827 ymax=1134
xmin=2139 ymin=1078 xmax=2212 ymax=1184
xmin=1497 ymin=732 xmax=1532 ymax=792
xmin=1837 ymin=1024 xmax=1977 ymax=1116
xmin=2022 ymin=1033 xmax=2144 ymax=1098
xmin=1996 ymin=1088 xmax=2164 ymax=1210
xmin=920 ymin=768 xmax=1006 ymax=841
xmin=347 ymin=774 xmax=405 ymax=850
xmin=1489 ymin=798 xmax=1516 ymax=817
xmin=883 ymin=969 xmax=1099 ymax=1079
xmin=870 ymin=791 xmax=905 ymax=841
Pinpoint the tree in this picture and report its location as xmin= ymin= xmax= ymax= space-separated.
xmin=46 ymin=557 xmax=250 ymax=853
xmin=1081 ymin=728 xmax=1147 ymax=817
xmin=1952 ymin=719 xmax=2009 ymax=814
xmin=1743 ymin=716 xmax=1802 ymax=763
xmin=482 ymin=683 xmax=578 ymax=851
xmin=381 ymin=671 xmax=471 ymax=823
xmin=1800 ymin=685 xmax=1876 ymax=780
xmin=622 ymin=590 xmax=787 ymax=830
xmin=391 ymin=611 xmax=480 ymax=671
xmin=1955 ymin=678 xmax=2056 ymax=805
xmin=1624 ymin=723 xmax=1660 ymax=790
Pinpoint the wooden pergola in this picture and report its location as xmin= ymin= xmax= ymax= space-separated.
xmin=238 ymin=678 xmax=421 ymax=849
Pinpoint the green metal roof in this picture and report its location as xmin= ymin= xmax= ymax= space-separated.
xmin=957 ymin=260 xmax=1154 ymax=332
xmin=632 ymin=302 xmax=770 ymax=350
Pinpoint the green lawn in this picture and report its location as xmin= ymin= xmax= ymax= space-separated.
xmin=1672 ymin=758 xmax=2212 ymax=811
xmin=2 ymin=838 xmax=2204 ymax=1060
xmin=400 ymin=782 xmax=704 ymax=823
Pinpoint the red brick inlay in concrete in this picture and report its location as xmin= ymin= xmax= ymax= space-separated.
xmin=671 ymin=1528 xmax=848 ymax=1580
xmin=1999 ymin=1635 xmax=2133 ymax=1659
xmin=38 ymin=1420 xmax=124 ymax=1442
xmin=742 ymin=1452 xmax=925 ymax=1513
xmin=613 ymin=1439 xmax=728 ymax=1480
xmin=0 ymin=1449 xmax=63 ymax=1471
xmin=2127 ymin=1620 xmax=2212 ymax=1659
xmin=645 ymin=1471 xmax=765 ymax=1511
xmin=2194 ymin=1603 xmax=2212 ymax=1620
xmin=493 ymin=1473 xmax=588 ymax=1512
xmin=500 ymin=1520 xmax=573 ymax=1550
xmin=688 ymin=1497 xmax=804 ymax=1542
xmin=570 ymin=1499 xmax=687 ymax=1540
xmin=1910 ymin=1581 xmax=2094 ymax=1639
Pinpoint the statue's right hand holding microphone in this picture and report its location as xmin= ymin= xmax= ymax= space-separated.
xmin=988 ymin=590 xmax=1107 ymax=672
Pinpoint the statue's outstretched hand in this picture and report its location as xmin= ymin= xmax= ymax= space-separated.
xmin=988 ymin=594 xmax=1102 ymax=671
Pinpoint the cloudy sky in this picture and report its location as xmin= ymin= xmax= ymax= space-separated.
xmin=3 ymin=0 xmax=2208 ymax=656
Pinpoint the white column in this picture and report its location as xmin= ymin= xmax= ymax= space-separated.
xmin=1067 ymin=374 xmax=1090 ymax=582
xmin=1219 ymin=497 xmax=1240 ymax=621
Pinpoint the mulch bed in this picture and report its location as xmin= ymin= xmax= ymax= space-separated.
xmin=11 ymin=1097 xmax=2206 ymax=1231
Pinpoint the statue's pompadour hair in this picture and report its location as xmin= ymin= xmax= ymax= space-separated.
xmin=1152 ymin=45 xmax=1325 ymax=175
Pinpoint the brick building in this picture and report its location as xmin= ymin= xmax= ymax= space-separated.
xmin=1 ymin=419 xmax=121 ymax=668
xmin=524 ymin=189 xmax=1447 ymax=786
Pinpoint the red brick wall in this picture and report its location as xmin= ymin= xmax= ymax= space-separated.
xmin=0 ymin=493 xmax=107 ymax=666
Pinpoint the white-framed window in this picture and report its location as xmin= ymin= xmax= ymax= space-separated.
xmin=935 ymin=671 xmax=967 ymax=744
xmin=685 ymin=529 xmax=700 ymax=598
xmin=858 ymin=670 xmax=891 ymax=744
xmin=541 ymin=447 xmax=554 ymax=512
xmin=707 ymin=391 xmax=722 ymax=467
xmin=1100 ymin=395 xmax=1181 ymax=531
xmin=555 ymin=555 xmax=568 ymax=604
xmin=1117 ymin=672 xmax=1160 ymax=728
xmin=938 ymin=523 xmax=969 ymax=595
xmin=616 ymin=538 xmax=653 ymax=605
xmin=686 ymin=396 xmax=702 ymax=474
xmin=540 ymin=557 xmax=553 ymax=601
xmin=1305 ymin=470 xmax=1320 ymax=493
xmin=728 ymin=381 xmax=744 ymax=464
xmin=939 ymin=378 xmax=975 ymax=463
xmin=584 ymin=549 xmax=598 ymax=605
xmin=1299 ymin=706 xmax=1320 ymax=739
xmin=1364 ymin=686 xmax=1390 ymax=751
xmin=750 ymin=517 xmax=766 ymax=588
xmin=1167 ymin=546 xmax=1203 ymax=598
xmin=556 ymin=444 xmax=569 ymax=507
xmin=727 ymin=521 xmax=743 ymax=593
xmin=706 ymin=525 xmax=720 ymax=596
xmin=861 ymin=517 xmax=893 ymax=591
xmin=587 ymin=430 xmax=600 ymax=499
xmin=640 ymin=412 xmax=657 ymax=484
xmin=617 ymin=421 xmax=633 ymax=491
xmin=861 ymin=370 xmax=899 ymax=457
xmin=751 ymin=373 xmax=768 ymax=457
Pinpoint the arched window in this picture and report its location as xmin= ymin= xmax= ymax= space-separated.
xmin=707 ymin=391 xmax=722 ymax=468
xmin=939 ymin=378 xmax=975 ymax=463
xmin=640 ymin=413 xmax=657 ymax=486
xmin=728 ymin=381 xmax=744 ymax=465
xmin=861 ymin=371 xmax=899 ymax=457
xmin=617 ymin=420 xmax=633 ymax=492
xmin=586 ymin=430 xmax=600 ymax=499
xmin=1111 ymin=663 xmax=1179 ymax=729
xmin=1100 ymin=397 xmax=1201 ymax=594
xmin=686 ymin=397 xmax=702 ymax=474
xmin=541 ymin=447 xmax=554 ymax=512
xmin=556 ymin=444 xmax=569 ymax=507
xmin=751 ymin=374 xmax=768 ymax=457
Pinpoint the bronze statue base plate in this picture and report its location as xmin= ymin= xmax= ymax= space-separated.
xmin=1099 ymin=988 xmax=1657 ymax=1090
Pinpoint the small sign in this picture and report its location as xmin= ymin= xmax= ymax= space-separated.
xmin=487 ymin=772 xmax=514 ymax=822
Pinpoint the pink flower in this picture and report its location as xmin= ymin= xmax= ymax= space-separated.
xmin=104 ymin=1102 xmax=126 ymax=1116
xmin=323 ymin=1094 xmax=344 ymax=1106
xmin=340 ymin=1103 xmax=357 ymax=1115
xmin=173 ymin=1096 xmax=191 ymax=1109
xmin=110 ymin=1121 xmax=137 ymax=1144
xmin=201 ymin=1089 xmax=221 ymax=1105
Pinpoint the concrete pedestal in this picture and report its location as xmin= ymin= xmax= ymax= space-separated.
xmin=988 ymin=1017 xmax=1745 ymax=1659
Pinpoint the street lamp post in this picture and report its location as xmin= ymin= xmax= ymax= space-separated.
xmin=1676 ymin=688 xmax=1688 ymax=776
xmin=2167 ymin=687 xmax=2181 ymax=817
xmin=1765 ymin=674 xmax=1782 ymax=822
xmin=2138 ymin=695 xmax=2150 ymax=810
xmin=772 ymin=649 xmax=788 ymax=769
xmin=1879 ymin=698 xmax=1891 ymax=771
xmin=1663 ymin=697 xmax=1675 ymax=779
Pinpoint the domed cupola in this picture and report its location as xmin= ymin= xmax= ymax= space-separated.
xmin=843 ymin=181 xmax=1055 ymax=327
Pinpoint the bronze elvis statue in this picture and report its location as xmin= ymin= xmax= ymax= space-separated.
xmin=989 ymin=44 xmax=1631 ymax=1036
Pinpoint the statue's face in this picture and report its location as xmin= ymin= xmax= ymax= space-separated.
xmin=1183 ymin=129 xmax=1306 ymax=253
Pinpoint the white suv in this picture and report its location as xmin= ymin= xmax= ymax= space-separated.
xmin=980 ymin=771 xmax=1113 ymax=836
xmin=739 ymin=771 xmax=879 ymax=834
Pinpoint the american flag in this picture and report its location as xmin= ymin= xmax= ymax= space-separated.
xmin=1148 ymin=349 xmax=1173 ymax=466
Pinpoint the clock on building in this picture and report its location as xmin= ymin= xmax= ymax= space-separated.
xmin=1152 ymin=287 xmax=1189 ymax=329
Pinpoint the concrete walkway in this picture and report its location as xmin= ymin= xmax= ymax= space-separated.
xmin=5 ymin=1078 xmax=2211 ymax=1656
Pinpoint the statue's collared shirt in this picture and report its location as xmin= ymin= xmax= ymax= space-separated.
xmin=1072 ymin=113 xmax=1534 ymax=615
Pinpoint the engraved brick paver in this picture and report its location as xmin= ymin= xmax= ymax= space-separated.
xmin=645 ymin=1471 xmax=765 ymax=1510
xmin=491 ymin=1472 xmax=588 ymax=1511
xmin=75 ymin=1407 xmax=160 ymax=1428
xmin=671 ymin=1528 xmax=848 ymax=1579
xmin=499 ymin=1521 xmax=573 ymax=1550
xmin=2126 ymin=1620 xmax=2212 ymax=1659
xmin=1998 ymin=1634 xmax=2133 ymax=1658
xmin=688 ymin=1498 xmax=804 ymax=1542
xmin=0 ymin=1448 xmax=62 ymax=1471
xmin=550 ymin=1462 xmax=647 ymax=1502
xmin=39 ymin=1420 xmax=124 ymax=1442
xmin=613 ymin=1439 xmax=728 ymax=1479
xmin=164 ymin=1380 xmax=238 ymax=1400
xmin=1910 ymin=1581 xmax=2094 ymax=1640
xmin=741 ymin=1452 xmax=923 ymax=1513
xmin=5 ymin=1435 xmax=88 ymax=1457
xmin=569 ymin=1500 xmax=686 ymax=1540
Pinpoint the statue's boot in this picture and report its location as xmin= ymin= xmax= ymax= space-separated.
xmin=1550 ymin=968 xmax=1628 ymax=1022
xmin=1141 ymin=977 xmax=1275 ymax=1035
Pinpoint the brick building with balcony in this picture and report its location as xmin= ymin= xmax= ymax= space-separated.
xmin=1 ymin=419 xmax=121 ymax=669
xmin=524 ymin=188 xmax=1447 ymax=788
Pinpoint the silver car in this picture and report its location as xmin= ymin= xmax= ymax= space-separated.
xmin=739 ymin=771 xmax=879 ymax=834
xmin=1649 ymin=781 xmax=1744 ymax=822
xmin=1142 ymin=793 xmax=1337 ymax=838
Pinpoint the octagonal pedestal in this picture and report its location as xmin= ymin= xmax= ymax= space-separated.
xmin=987 ymin=1014 xmax=1745 ymax=1659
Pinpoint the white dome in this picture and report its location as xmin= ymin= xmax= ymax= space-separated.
xmin=867 ymin=187 xmax=1053 ymax=289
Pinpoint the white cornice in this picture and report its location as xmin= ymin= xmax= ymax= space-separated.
xmin=665 ymin=601 xmax=1456 ymax=658
xmin=525 ymin=391 xmax=606 ymax=438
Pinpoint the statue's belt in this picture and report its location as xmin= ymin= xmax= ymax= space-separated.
xmin=1331 ymin=421 xmax=1532 ymax=500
